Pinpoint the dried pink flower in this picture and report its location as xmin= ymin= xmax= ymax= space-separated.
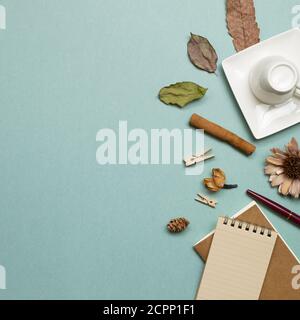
xmin=265 ymin=138 xmax=300 ymax=198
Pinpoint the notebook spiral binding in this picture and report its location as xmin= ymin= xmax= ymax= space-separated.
xmin=222 ymin=217 xmax=273 ymax=237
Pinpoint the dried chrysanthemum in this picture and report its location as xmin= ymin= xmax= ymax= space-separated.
xmin=265 ymin=138 xmax=300 ymax=198
xmin=203 ymin=168 xmax=238 ymax=192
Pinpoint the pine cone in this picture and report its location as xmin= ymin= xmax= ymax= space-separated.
xmin=167 ymin=218 xmax=189 ymax=233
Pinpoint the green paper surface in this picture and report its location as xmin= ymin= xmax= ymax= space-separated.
xmin=0 ymin=0 xmax=299 ymax=299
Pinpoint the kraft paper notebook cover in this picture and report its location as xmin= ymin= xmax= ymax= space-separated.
xmin=194 ymin=202 xmax=300 ymax=300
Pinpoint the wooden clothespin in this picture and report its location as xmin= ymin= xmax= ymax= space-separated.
xmin=195 ymin=193 xmax=217 ymax=208
xmin=184 ymin=148 xmax=214 ymax=167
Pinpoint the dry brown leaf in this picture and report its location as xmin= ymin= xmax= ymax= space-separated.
xmin=226 ymin=0 xmax=260 ymax=52
xmin=187 ymin=33 xmax=218 ymax=73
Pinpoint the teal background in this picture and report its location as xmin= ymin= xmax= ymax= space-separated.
xmin=0 ymin=0 xmax=299 ymax=299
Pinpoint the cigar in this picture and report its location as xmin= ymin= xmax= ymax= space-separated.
xmin=190 ymin=113 xmax=256 ymax=155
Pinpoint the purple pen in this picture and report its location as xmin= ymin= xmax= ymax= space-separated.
xmin=247 ymin=189 xmax=300 ymax=227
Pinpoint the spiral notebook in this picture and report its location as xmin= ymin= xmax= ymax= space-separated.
xmin=194 ymin=202 xmax=300 ymax=300
xmin=196 ymin=216 xmax=278 ymax=300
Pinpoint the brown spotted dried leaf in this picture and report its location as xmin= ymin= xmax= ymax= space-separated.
xmin=226 ymin=0 xmax=260 ymax=52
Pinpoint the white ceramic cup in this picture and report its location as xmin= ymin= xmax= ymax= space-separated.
xmin=249 ymin=56 xmax=300 ymax=105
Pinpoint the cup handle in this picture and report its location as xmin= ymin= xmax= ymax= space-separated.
xmin=295 ymin=83 xmax=300 ymax=98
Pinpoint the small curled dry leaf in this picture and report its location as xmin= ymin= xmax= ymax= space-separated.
xmin=203 ymin=178 xmax=221 ymax=192
xmin=212 ymin=168 xmax=226 ymax=188
xmin=203 ymin=168 xmax=237 ymax=192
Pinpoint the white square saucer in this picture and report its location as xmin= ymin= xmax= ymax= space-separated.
xmin=222 ymin=28 xmax=300 ymax=139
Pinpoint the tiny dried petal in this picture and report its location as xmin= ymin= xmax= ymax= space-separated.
xmin=289 ymin=137 xmax=299 ymax=151
xmin=271 ymin=148 xmax=287 ymax=157
xmin=280 ymin=178 xmax=293 ymax=196
xmin=289 ymin=179 xmax=300 ymax=198
xmin=212 ymin=168 xmax=226 ymax=188
xmin=286 ymin=138 xmax=299 ymax=155
xmin=271 ymin=174 xmax=285 ymax=187
xmin=203 ymin=178 xmax=220 ymax=192
xmin=273 ymin=152 xmax=287 ymax=160
xmin=264 ymin=165 xmax=278 ymax=175
xmin=292 ymin=137 xmax=299 ymax=148
xmin=266 ymin=156 xmax=284 ymax=166
xmin=275 ymin=167 xmax=285 ymax=175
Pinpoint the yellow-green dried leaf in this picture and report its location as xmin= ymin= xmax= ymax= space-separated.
xmin=159 ymin=82 xmax=207 ymax=108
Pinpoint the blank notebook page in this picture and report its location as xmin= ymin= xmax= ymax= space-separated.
xmin=196 ymin=217 xmax=278 ymax=300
